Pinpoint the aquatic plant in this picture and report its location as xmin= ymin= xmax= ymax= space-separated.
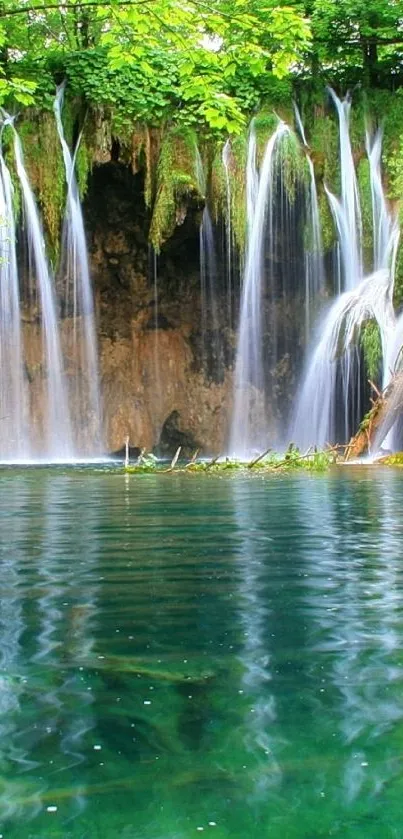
xmin=124 ymin=446 xmax=336 ymax=475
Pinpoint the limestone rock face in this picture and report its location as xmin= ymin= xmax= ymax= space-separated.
xmin=18 ymin=155 xmax=305 ymax=457
xmin=88 ymin=160 xmax=235 ymax=454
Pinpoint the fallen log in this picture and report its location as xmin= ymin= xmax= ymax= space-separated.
xmin=345 ymin=373 xmax=403 ymax=460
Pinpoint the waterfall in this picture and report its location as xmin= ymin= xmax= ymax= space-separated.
xmin=367 ymin=129 xmax=401 ymax=451
xmin=199 ymin=207 xmax=223 ymax=379
xmin=291 ymin=94 xmax=398 ymax=449
xmin=54 ymin=84 xmax=102 ymax=454
xmin=291 ymin=271 xmax=395 ymax=448
xmin=246 ymin=120 xmax=259 ymax=231
xmin=304 ymin=157 xmax=325 ymax=344
xmin=294 ymin=104 xmax=325 ymax=345
xmin=0 ymin=138 xmax=29 ymax=460
xmin=230 ymin=121 xmax=290 ymax=457
xmin=327 ymin=90 xmax=362 ymax=290
xmin=10 ymin=120 xmax=74 ymax=458
xmin=366 ymin=129 xmax=398 ymax=272
xmin=222 ymin=139 xmax=233 ymax=330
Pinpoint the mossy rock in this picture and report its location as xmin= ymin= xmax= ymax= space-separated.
xmin=149 ymin=126 xmax=202 ymax=250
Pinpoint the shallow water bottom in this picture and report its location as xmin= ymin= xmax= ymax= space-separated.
xmin=1 ymin=466 xmax=403 ymax=838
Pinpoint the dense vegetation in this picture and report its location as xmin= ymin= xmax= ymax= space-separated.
xmin=1 ymin=0 xmax=403 ymax=276
xmin=1 ymin=0 xmax=403 ymax=134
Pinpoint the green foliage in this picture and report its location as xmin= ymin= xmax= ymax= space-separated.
xmin=393 ymin=241 xmax=403 ymax=309
xmin=379 ymin=452 xmax=403 ymax=466
xmin=75 ymin=139 xmax=93 ymax=199
xmin=278 ymin=130 xmax=308 ymax=203
xmin=310 ymin=0 xmax=403 ymax=87
xmin=309 ymin=113 xmax=339 ymax=192
xmin=124 ymin=446 xmax=335 ymax=473
xmin=317 ymin=187 xmax=336 ymax=250
xmin=149 ymin=127 xmax=200 ymax=250
xmin=357 ymin=158 xmax=373 ymax=269
xmin=17 ymin=112 xmax=66 ymax=255
xmin=360 ymin=320 xmax=382 ymax=380
xmin=254 ymin=110 xmax=280 ymax=161
xmin=0 ymin=0 xmax=311 ymax=136
xmin=227 ymin=132 xmax=248 ymax=252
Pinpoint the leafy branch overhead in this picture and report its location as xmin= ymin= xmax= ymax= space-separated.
xmin=1 ymin=0 xmax=403 ymax=132
xmin=0 ymin=0 xmax=311 ymax=132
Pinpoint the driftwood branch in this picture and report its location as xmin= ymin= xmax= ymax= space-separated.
xmin=185 ymin=449 xmax=200 ymax=468
xmin=247 ymin=448 xmax=272 ymax=469
xmin=206 ymin=454 xmax=221 ymax=470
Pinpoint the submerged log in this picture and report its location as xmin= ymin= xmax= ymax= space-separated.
xmin=345 ymin=373 xmax=403 ymax=460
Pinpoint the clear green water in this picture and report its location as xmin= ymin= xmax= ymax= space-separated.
xmin=1 ymin=466 xmax=403 ymax=838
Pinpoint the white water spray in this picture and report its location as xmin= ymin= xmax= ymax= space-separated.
xmin=10 ymin=120 xmax=74 ymax=458
xmin=230 ymin=121 xmax=290 ymax=457
xmin=0 ymin=134 xmax=29 ymax=458
xmin=54 ymin=83 xmax=102 ymax=454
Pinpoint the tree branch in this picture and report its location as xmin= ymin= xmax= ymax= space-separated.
xmin=0 ymin=0 xmax=154 ymax=17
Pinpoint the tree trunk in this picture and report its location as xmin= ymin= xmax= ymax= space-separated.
xmin=345 ymin=373 xmax=403 ymax=459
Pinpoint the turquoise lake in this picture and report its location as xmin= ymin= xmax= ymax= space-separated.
xmin=1 ymin=466 xmax=403 ymax=838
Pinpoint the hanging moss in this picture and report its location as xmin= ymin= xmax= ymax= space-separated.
xmin=349 ymin=99 xmax=366 ymax=158
xmin=309 ymin=113 xmax=340 ymax=194
xmin=360 ymin=319 xmax=382 ymax=380
xmin=75 ymin=139 xmax=92 ymax=200
xmin=17 ymin=112 xmax=66 ymax=258
xmin=278 ymin=130 xmax=308 ymax=204
xmin=393 ymin=232 xmax=403 ymax=309
xmin=130 ymin=123 xmax=147 ymax=173
xmin=317 ymin=186 xmax=336 ymax=251
xmin=254 ymin=110 xmax=280 ymax=163
xmin=227 ymin=132 xmax=248 ymax=253
xmin=210 ymin=144 xmax=226 ymax=222
xmin=2 ymin=124 xmax=22 ymax=222
xmin=365 ymin=89 xmax=403 ymax=185
xmin=357 ymin=157 xmax=373 ymax=271
xmin=149 ymin=126 xmax=201 ymax=251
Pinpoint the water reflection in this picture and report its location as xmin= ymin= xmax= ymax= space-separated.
xmin=1 ymin=469 xmax=403 ymax=838
xmin=0 ymin=478 xmax=36 ymax=820
xmin=296 ymin=471 xmax=403 ymax=817
xmin=231 ymin=479 xmax=281 ymax=794
xmin=0 ymin=472 xmax=101 ymax=825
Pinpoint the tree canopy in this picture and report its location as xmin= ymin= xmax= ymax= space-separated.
xmin=0 ymin=0 xmax=402 ymax=133
xmin=0 ymin=0 xmax=310 ymax=132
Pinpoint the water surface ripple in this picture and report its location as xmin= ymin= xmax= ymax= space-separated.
xmin=1 ymin=467 xmax=403 ymax=838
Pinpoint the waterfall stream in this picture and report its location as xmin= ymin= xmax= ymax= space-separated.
xmin=0 ymin=92 xmax=103 ymax=460
xmin=291 ymin=91 xmax=399 ymax=450
xmin=0 ymin=141 xmax=28 ymax=459
xmin=230 ymin=121 xmax=290 ymax=457
xmin=200 ymin=206 xmax=223 ymax=379
xmin=11 ymin=121 xmax=74 ymax=459
xmin=1 ymin=87 xmax=403 ymax=459
xmin=54 ymin=83 xmax=102 ymax=455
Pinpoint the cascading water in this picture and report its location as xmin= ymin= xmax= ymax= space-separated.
xmin=0 ymin=137 xmax=29 ymax=460
xmin=199 ymin=206 xmax=223 ymax=379
xmin=304 ymin=157 xmax=325 ymax=344
xmin=291 ymin=271 xmax=395 ymax=448
xmin=230 ymin=120 xmax=290 ymax=457
xmin=291 ymin=92 xmax=398 ymax=449
xmin=366 ymin=129 xmax=398 ymax=273
xmin=367 ymin=128 xmax=402 ymax=452
xmin=10 ymin=119 xmax=74 ymax=459
xmin=54 ymin=84 xmax=102 ymax=453
xmin=327 ymin=90 xmax=362 ymax=290
xmin=246 ymin=120 xmax=259 ymax=230
xmin=294 ymin=104 xmax=326 ymax=346
xmin=222 ymin=139 xmax=233 ymax=331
